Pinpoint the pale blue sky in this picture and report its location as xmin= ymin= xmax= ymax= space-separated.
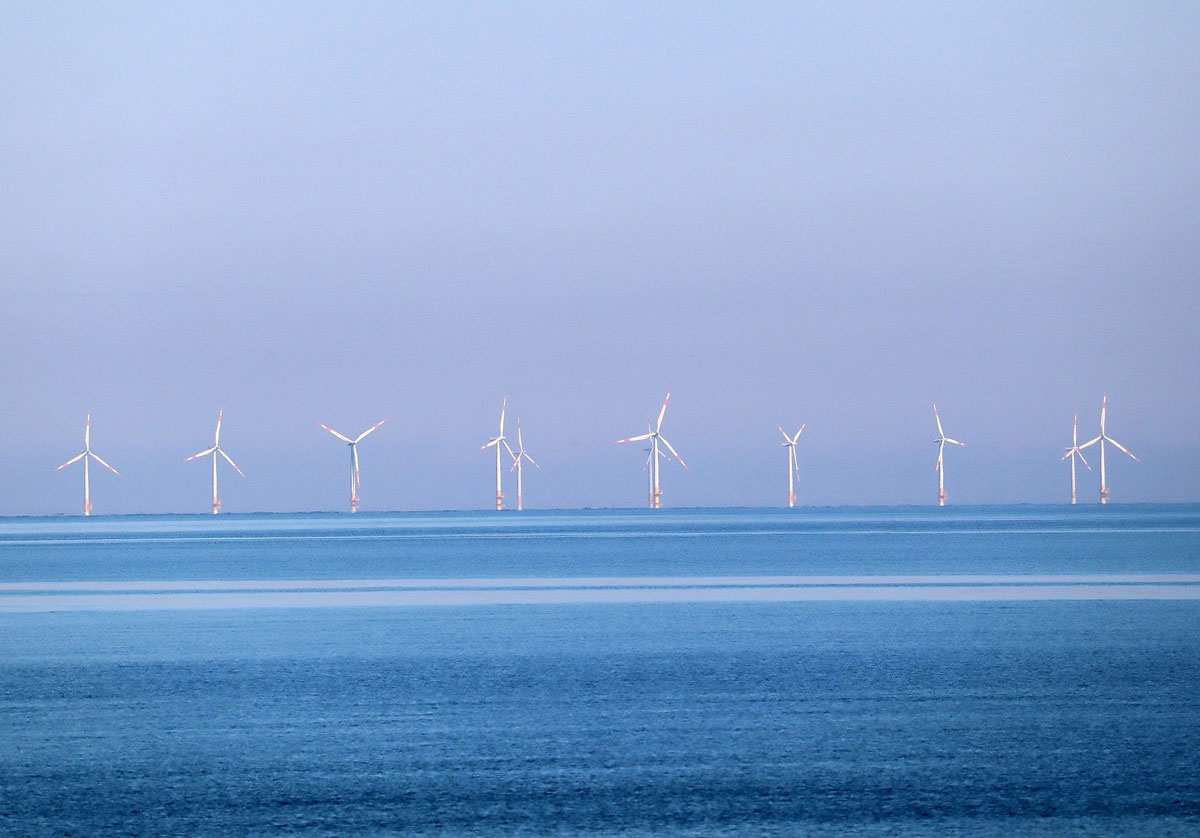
xmin=2 ymin=2 xmax=1197 ymax=513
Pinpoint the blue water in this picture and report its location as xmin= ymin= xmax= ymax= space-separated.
xmin=2 ymin=506 xmax=1199 ymax=836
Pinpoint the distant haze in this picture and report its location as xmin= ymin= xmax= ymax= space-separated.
xmin=2 ymin=3 xmax=1197 ymax=514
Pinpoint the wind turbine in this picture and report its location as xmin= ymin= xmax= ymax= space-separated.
xmin=55 ymin=413 xmax=120 ymax=516
xmin=507 ymin=420 xmax=540 ymax=511
xmin=933 ymin=403 xmax=965 ymax=506
xmin=615 ymin=391 xmax=687 ymax=508
xmin=1079 ymin=393 xmax=1139 ymax=504
xmin=778 ymin=424 xmax=806 ymax=508
xmin=319 ymin=419 xmax=388 ymax=513
xmin=185 ymin=408 xmax=244 ymax=514
xmin=1060 ymin=414 xmax=1092 ymax=504
xmin=480 ymin=398 xmax=514 ymax=510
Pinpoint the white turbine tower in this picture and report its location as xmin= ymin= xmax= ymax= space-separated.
xmin=508 ymin=420 xmax=540 ymax=511
xmin=480 ymin=398 xmax=514 ymax=510
xmin=641 ymin=423 xmax=673 ymax=500
xmin=1079 ymin=393 xmax=1139 ymax=504
xmin=1060 ymin=413 xmax=1092 ymax=504
xmin=185 ymin=408 xmax=245 ymax=514
xmin=55 ymin=413 xmax=120 ymax=516
xmin=778 ymin=424 xmax=806 ymax=508
xmin=319 ymin=419 xmax=388 ymax=513
xmin=933 ymin=403 xmax=965 ymax=506
xmin=616 ymin=391 xmax=687 ymax=508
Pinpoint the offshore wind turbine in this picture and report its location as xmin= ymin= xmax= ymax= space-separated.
xmin=508 ymin=420 xmax=540 ymax=511
xmin=778 ymin=424 xmax=806 ymax=508
xmin=55 ymin=413 xmax=120 ymax=516
xmin=933 ymin=403 xmax=965 ymax=506
xmin=319 ymin=419 xmax=388 ymax=513
xmin=1060 ymin=414 xmax=1092 ymax=504
xmin=480 ymin=398 xmax=514 ymax=510
xmin=615 ymin=391 xmax=687 ymax=508
xmin=1079 ymin=393 xmax=1139 ymax=504
xmin=185 ymin=408 xmax=244 ymax=514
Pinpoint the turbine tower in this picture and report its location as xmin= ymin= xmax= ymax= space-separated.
xmin=508 ymin=420 xmax=540 ymax=511
xmin=55 ymin=413 xmax=120 ymax=516
xmin=778 ymin=425 xmax=806 ymax=508
xmin=185 ymin=408 xmax=245 ymax=514
xmin=319 ymin=419 xmax=388 ymax=513
xmin=480 ymin=398 xmax=514 ymax=510
xmin=1060 ymin=413 xmax=1092 ymax=504
xmin=616 ymin=391 xmax=687 ymax=508
xmin=1079 ymin=393 xmax=1139 ymax=504
xmin=933 ymin=403 xmax=965 ymax=506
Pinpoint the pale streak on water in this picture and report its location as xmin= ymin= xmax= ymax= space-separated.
xmin=3 ymin=574 xmax=1200 ymax=612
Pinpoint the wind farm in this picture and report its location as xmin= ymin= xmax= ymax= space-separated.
xmin=320 ymin=419 xmax=388 ymax=513
xmin=54 ymin=414 xmax=120 ymax=516
xmin=19 ymin=392 xmax=1162 ymax=515
xmin=185 ymin=409 xmax=245 ymax=514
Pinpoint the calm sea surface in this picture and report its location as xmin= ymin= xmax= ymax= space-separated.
xmin=2 ymin=505 xmax=1198 ymax=836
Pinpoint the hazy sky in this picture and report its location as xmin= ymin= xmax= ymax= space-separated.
xmin=2 ymin=2 xmax=1198 ymax=514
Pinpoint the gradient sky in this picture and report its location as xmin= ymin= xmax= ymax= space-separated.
xmin=2 ymin=2 xmax=1198 ymax=514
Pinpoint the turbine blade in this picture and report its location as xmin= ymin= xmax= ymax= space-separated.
xmin=944 ymin=437 xmax=965 ymax=447
xmin=659 ymin=435 xmax=687 ymax=470
xmin=55 ymin=452 xmax=86 ymax=470
xmin=319 ymin=423 xmax=353 ymax=443
xmin=215 ymin=408 xmax=223 ymax=446
xmin=524 ymin=452 xmax=541 ymax=470
xmin=499 ymin=398 xmax=507 ymax=436
xmin=1077 ymin=449 xmax=1092 ymax=471
xmin=186 ymin=447 xmax=216 ymax=462
xmin=353 ymin=445 xmax=361 ymax=487
xmin=778 ymin=425 xmax=791 ymax=442
xmin=1106 ymin=437 xmax=1140 ymax=462
xmin=615 ymin=433 xmax=653 ymax=444
xmin=219 ymin=448 xmax=246 ymax=477
xmin=656 ymin=391 xmax=671 ymax=432
xmin=85 ymin=414 xmax=91 ymax=450
xmin=481 ymin=437 xmax=501 ymax=450
xmin=933 ymin=403 xmax=945 ymax=438
xmin=89 ymin=452 xmax=120 ymax=476
xmin=503 ymin=440 xmax=516 ymax=460
xmin=1078 ymin=436 xmax=1101 ymax=450
xmin=935 ymin=441 xmax=945 ymax=472
xmin=792 ymin=424 xmax=806 ymax=444
xmin=354 ymin=419 xmax=388 ymax=444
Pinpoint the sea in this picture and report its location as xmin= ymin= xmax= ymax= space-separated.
xmin=2 ymin=505 xmax=1198 ymax=837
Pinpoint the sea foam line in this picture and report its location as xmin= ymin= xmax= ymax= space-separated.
xmin=1 ymin=527 xmax=1197 ymax=547
xmin=3 ymin=573 xmax=1200 ymax=593
xmin=2 ymin=575 xmax=1199 ymax=611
